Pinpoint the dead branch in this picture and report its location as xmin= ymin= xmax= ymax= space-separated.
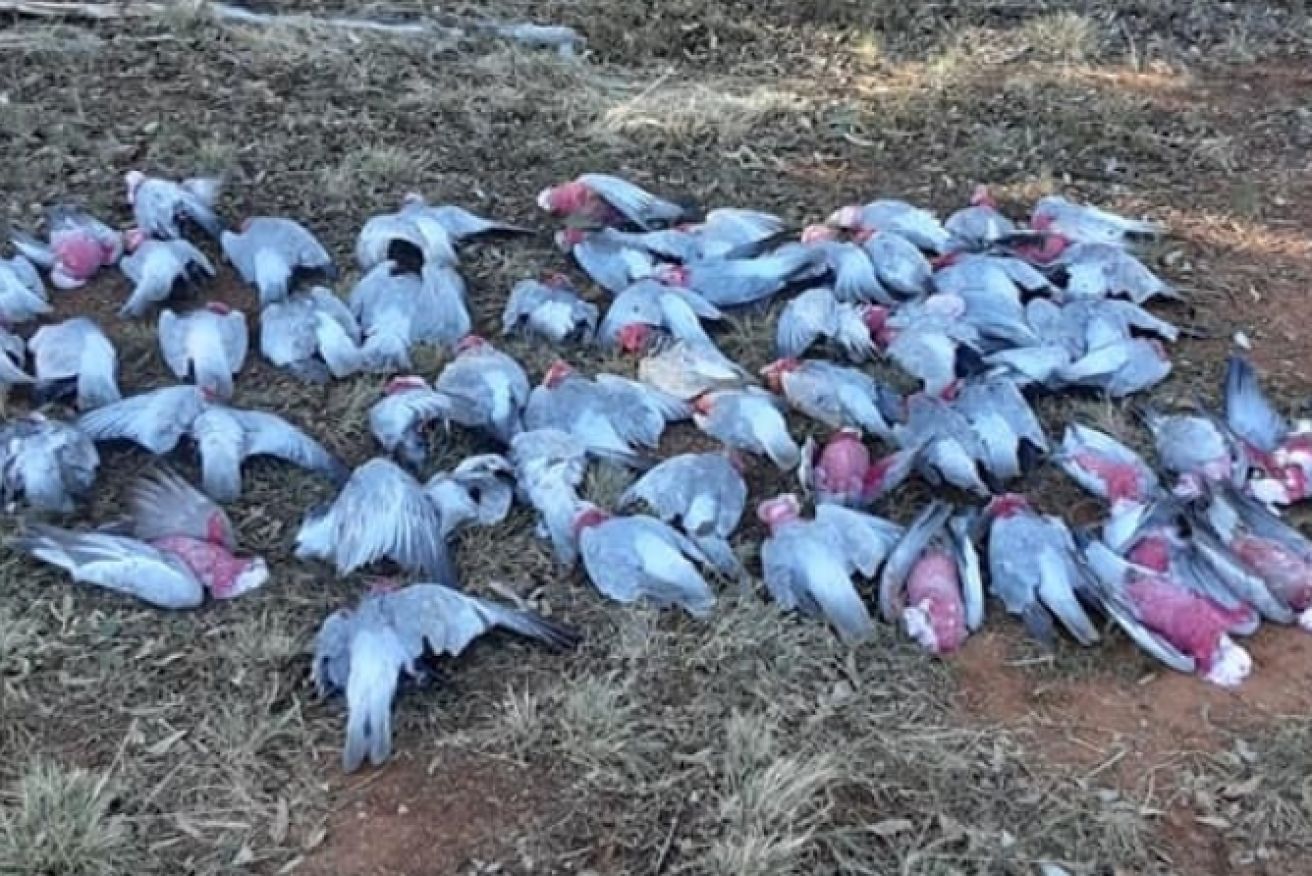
xmin=0 ymin=0 xmax=586 ymax=58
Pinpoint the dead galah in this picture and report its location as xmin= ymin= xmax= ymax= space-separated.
xmin=953 ymin=374 xmax=1049 ymax=484
xmin=1080 ymin=534 xmax=1251 ymax=687
xmin=432 ymin=335 xmax=532 ymax=446
xmin=775 ymin=286 xmax=877 ymax=362
xmin=312 ymin=580 xmax=580 ymax=772
xmin=981 ymin=493 xmax=1101 ymax=648
xmin=0 ymin=254 xmax=51 ymax=323
xmin=596 ymin=208 xmax=786 ymax=263
xmin=1134 ymin=404 xmax=1239 ymax=490
xmin=795 ymin=229 xmax=891 ymax=305
xmin=221 ymin=216 xmax=337 ymax=306
xmin=1030 ymin=194 xmax=1166 ymax=247
xmin=368 ymin=374 xmax=480 ymax=471
xmin=347 ymin=261 xmax=424 ymax=371
xmin=757 ymin=493 xmax=903 ymax=644
xmin=76 ymin=384 xmax=348 ymax=502
xmin=0 ymin=327 xmax=34 ymax=407
xmin=27 ymin=317 xmax=121 ymax=410
xmin=295 ymin=456 xmax=458 ymax=583
xmin=1187 ymin=479 xmax=1312 ymax=630
xmin=1052 ymin=422 xmax=1160 ymax=513
xmin=355 ymin=209 xmax=456 ymax=274
xmin=943 ymin=185 xmax=1018 ymax=250
xmin=652 ymin=246 xmax=821 ymax=308
xmin=10 ymin=205 xmax=122 ymax=290
xmin=525 ymin=360 xmax=682 ymax=466
xmin=877 ymin=501 xmax=985 ymax=654
xmin=1056 ymin=337 xmax=1172 ymax=398
xmin=259 ymin=286 xmax=366 ymax=383
xmin=509 ymin=427 xmax=592 ymax=565
xmin=116 ymin=230 xmax=216 ymax=319
xmin=423 ymin=454 xmax=515 ymax=539
xmin=157 ymin=303 xmax=249 ymax=400
xmin=893 ymin=394 xmax=990 ymax=496
xmin=761 ymin=357 xmax=900 ymax=439
xmin=0 ymin=412 xmax=99 ymax=515
xmin=411 ymin=263 xmax=472 ymax=349
xmin=692 ymin=387 xmax=800 ymax=471
xmin=537 ymin=172 xmax=691 ymax=230
xmin=124 ymin=170 xmax=225 ymax=241
xmin=572 ymin=503 xmax=718 ymax=617
xmin=555 ymin=227 xmax=657 ymax=294
xmin=501 ymin=275 xmax=599 ymax=344
xmin=399 ymin=193 xmax=533 ymax=243
xmin=8 ymin=466 xmax=268 ymax=608
xmin=598 ymin=278 xmax=725 ymax=352
xmin=855 ymin=228 xmax=933 ymax=296
xmin=617 ymin=450 xmax=749 ymax=584
xmin=797 ymin=430 xmax=917 ymax=508
xmin=1222 ymin=353 xmax=1312 ymax=505
xmin=826 ymin=198 xmax=951 ymax=253
xmin=638 ymin=338 xmax=756 ymax=402
xmin=873 ymin=297 xmax=980 ymax=398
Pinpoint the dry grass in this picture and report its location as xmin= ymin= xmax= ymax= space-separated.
xmin=1 ymin=0 xmax=1311 ymax=874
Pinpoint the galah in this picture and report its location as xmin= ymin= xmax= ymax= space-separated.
xmin=1056 ymin=337 xmax=1172 ymax=398
xmin=929 ymin=257 xmax=1040 ymax=348
xmin=878 ymin=501 xmax=985 ymax=654
xmin=757 ymin=493 xmax=903 ymax=644
xmin=555 ymin=227 xmax=657 ymax=294
xmin=295 ymin=456 xmax=459 ymax=583
xmin=411 ymin=262 xmax=472 ymax=349
xmin=775 ymin=286 xmax=877 ymax=362
xmin=423 ymin=454 xmax=515 ymax=539
xmin=76 ymin=384 xmax=349 ymax=502
xmin=1030 ymin=194 xmax=1166 ymax=246
xmin=433 ymin=335 xmax=532 ymax=445
xmin=157 ymin=303 xmax=249 ymax=400
xmin=1080 ymin=535 xmax=1251 ymax=687
xmin=982 ymin=343 xmax=1073 ymax=390
xmin=943 ymin=185 xmax=1018 ymax=250
xmin=259 ymin=286 xmax=367 ymax=383
xmin=876 ymin=297 xmax=981 ymax=397
xmin=598 ymin=278 xmax=724 ymax=352
xmin=312 ymin=580 xmax=580 ymax=773
xmin=572 ymin=503 xmax=717 ymax=617
xmin=398 ymin=193 xmax=533 ymax=242
xmin=221 ymin=216 xmax=337 ymax=305
xmin=537 ymin=172 xmax=691 ymax=230
xmin=509 ymin=427 xmax=592 ymax=564
xmin=637 ymin=338 xmax=756 ymax=401
xmin=1221 ymin=352 xmax=1309 ymax=494
xmin=856 ymin=229 xmax=933 ymax=296
xmin=355 ymin=210 xmax=455 ymax=273
xmin=0 ymin=412 xmax=99 ymax=515
xmin=10 ymin=205 xmax=122 ymax=290
xmin=795 ymin=230 xmax=891 ymax=305
xmin=691 ymin=387 xmax=800 ymax=471
xmin=893 ymin=394 xmax=990 ymax=496
xmin=117 ymin=230 xmax=217 ymax=319
xmin=368 ymin=374 xmax=480 ymax=471
xmin=797 ymin=429 xmax=916 ymax=507
xmin=953 ymin=374 xmax=1049 ymax=483
xmin=501 ymin=275 xmax=599 ymax=344
xmin=1135 ymin=404 xmax=1238 ymax=488
xmin=760 ymin=357 xmax=900 ymax=438
xmin=1064 ymin=297 xmax=1180 ymax=346
xmin=525 ymin=360 xmax=682 ymax=466
xmin=1188 ymin=479 xmax=1312 ymax=629
xmin=27 ymin=317 xmax=121 ymax=411
xmin=0 ymin=258 xmax=52 ymax=325
xmin=616 ymin=450 xmax=749 ymax=583
xmin=0 ymin=327 xmax=34 ymax=404
xmin=826 ymin=198 xmax=951 ymax=253
xmin=596 ymin=208 xmax=785 ymax=263
xmin=124 ymin=170 xmax=225 ymax=240
xmin=8 ymin=466 xmax=268 ymax=609
xmin=936 ymin=249 xmax=1055 ymax=294
xmin=347 ymin=261 xmax=424 ymax=371
xmin=1053 ymin=422 xmax=1160 ymax=512
xmin=652 ymin=246 xmax=820 ymax=308
xmin=1039 ymin=239 xmax=1177 ymax=304
xmin=982 ymin=493 xmax=1101 ymax=647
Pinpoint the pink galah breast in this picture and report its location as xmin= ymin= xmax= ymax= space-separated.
xmin=1125 ymin=575 xmax=1251 ymax=670
xmin=1070 ymin=450 xmax=1148 ymax=507
xmin=52 ymin=234 xmax=105 ymax=279
xmin=903 ymin=548 xmax=967 ymax=653
xmin=1126 ymin=535 xmax=1171 ymax=574
xmin=1231 ymin=535 xmax=1312 ymax=612
xmin=814 ymin=435 xmax=869 ymax=500
xmin=150 ymin=535 xmax=261 ymax=598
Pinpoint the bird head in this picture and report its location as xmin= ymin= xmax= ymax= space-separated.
xmin=756 ymin=493 xmax=802 ymax=530
xmin=616 ymin=323 xmax=653 ymax=354
xmin=800 ymin=224 xmax=838 ymax=245
xmin=122 ymin=227 xmax=148 ymax=254
xmin=860 ymin=304 xmax=893 ymax=346
xmin=455 ymin=334 xmax=489 ymax=355
xmin=542 ymin=271 xmax=574 ymax=289
xmin=825 ymin=205 xmax=862 ymax=230
xmin=690 ymin=393 xmax=716 ymax=416
xmin=969 ymin=184 xmax=997 ymax=209
xmin=652 ymin=264 xmax=690 ymax=287
xmin=537 ymin=180 xmax=588 ymax=215
xmin=124 ymin=170 xmax=146 ymax=205
xmin=543 ymin=359 xmax=575 ymax=388
xmin=570 ymin=503 xmax=611 ymax=534
xmin=759 ymin=357 xmax=800 ymax=392
xmin=400 ymin=191 xmax=426 ymax=208
xmin=384 ymin=375 xmax=428 ymax=395
xmin=553 ymin=227 xmax=587 ymax=253
xmin=985 ymin=492 xmax=1031 ymax=520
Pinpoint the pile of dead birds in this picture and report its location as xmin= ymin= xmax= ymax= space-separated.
xmin=1 ymin=170 xmax=1309 ymax=774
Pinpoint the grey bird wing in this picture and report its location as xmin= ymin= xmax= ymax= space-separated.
xmin=578 ymin=173 xmax=687 ymax=228
xmin=75 ymin=385 xmax=206 ymax=455
xmin=877 ymin=499 xmax=952 ymax=623
xmin=230 ymin=408 xmax=348 ymax=483
xmin=381 ymin=582 xmax=582 ymax=657
xmin=126 ymin=463 xmax=237 ymax=549
xmin=814 ymin=502 xmax=904 ymax=578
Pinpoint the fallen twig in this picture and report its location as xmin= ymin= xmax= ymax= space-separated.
xmin=0 ymin=0 xmax=586 ymax=58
